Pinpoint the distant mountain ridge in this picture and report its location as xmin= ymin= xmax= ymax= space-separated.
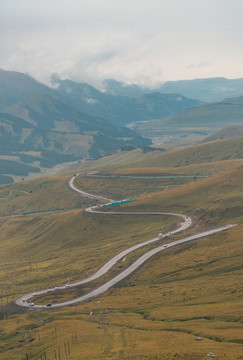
xmin=0 ymin=69 xmax=202 ymax=129
xmin=54 ymin=77 xmax=202 ymax=126
xmin=103 ymin=77 xmax=243 ymax=103
xmin=158 ymin=77 xmax=243 ymax=102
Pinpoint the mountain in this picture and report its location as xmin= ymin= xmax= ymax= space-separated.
xmin=3 ymin=69 xmax=243 ymax=183
xmin=0 ymin=69 xmax=56 ymax=110
xmin=103 ymin=77 xmax=243 ymax=103
xmin=0 ymin=70 xmax=153 ymax=183
xmin=3 ymin=92 xmax=150 ymax=156
xmin=54 ymin=78 xmax=202 ymax=126
xmin=0 ymin=69 xmax=202 ymax=129
xmin=4 ymin=92 xmax=138 ymax=136
xmin=0 ymin=109 xmax=150 ymax=184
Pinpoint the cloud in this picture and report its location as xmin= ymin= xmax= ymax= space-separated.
xmin=1 ymin=0 xmax=243 ymax=86
xmin=186 ymin=62 xmax=212 ymax=70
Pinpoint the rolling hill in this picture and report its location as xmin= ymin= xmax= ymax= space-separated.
xmin=104 ymin=136 xmax=243 ymax=173
xmin=202 ymin=125 xmax=243 ymax=142
xmin=135 ymin=96 xmax=243 ymax=137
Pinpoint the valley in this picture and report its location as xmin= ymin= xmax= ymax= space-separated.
xmin=1 ymin=69 xmax=243 ymax=185
xmin=1 ymin=2 xmax=243 ymax=359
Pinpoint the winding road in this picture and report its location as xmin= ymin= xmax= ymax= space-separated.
xmin=14 ymin=173 xmax=236 ymax=309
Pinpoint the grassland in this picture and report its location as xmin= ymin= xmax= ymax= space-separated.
xmin=110 ymin=159 xmax=243 ymax=176
xmin=0 ymin=138 xmax=242 ymax=359
xmin=103 ymin=136 xmax=243 ymax=172
xmin=77 ymin=147 xmax=166 ymax=170
xmin=75 ymin=173 xmax=201 ymax=200
xmin=0 ymin=209 xmax=170 ymax=304
xmin=124 ymin=166 xmax=243 ymax=226
xmin=0 ymin=174 xmax=94 ymax=216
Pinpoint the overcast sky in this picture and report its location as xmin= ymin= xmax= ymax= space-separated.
xmin=1 ymin=0 xmax=243 ymax=87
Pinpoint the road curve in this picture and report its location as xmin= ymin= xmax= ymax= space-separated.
xmin=14 ymin=173 xmax=236 ymax=309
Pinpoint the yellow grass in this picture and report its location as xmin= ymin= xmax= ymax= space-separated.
xmin=0 ymin=222 xmax=242 ymax=359
xmin=111 ymin=159 xmax=243 ymax=176
xmin=0 ymin=175 xmax=87 ymax=216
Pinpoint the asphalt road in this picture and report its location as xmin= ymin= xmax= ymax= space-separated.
xmin=14 ymin=173 xmax=236 ymax=309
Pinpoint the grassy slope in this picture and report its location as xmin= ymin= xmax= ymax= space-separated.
xmin=0 ymin=143 xmax=242 ymax=359
xmin=111 ymin=159 xmax=243 ymax=176
xmin=0 ymin=174 xmax=87 ymax=216
xmin=22 ymin=147 xmax=165 ymax=182
xmin=106 ymin=136 xmax=243 ymax=171
xmin=74 ymin=173 xmax=202 ymax=200
xmin=0 ymin=209 xmax=167 ymax=302
xmin=202 ymin=125 xmax=243 ymax=142
xmin=125 ymin=165 xmax=243 ymax=224
xmin=76 ymin=147 xmax=166 ymax=170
